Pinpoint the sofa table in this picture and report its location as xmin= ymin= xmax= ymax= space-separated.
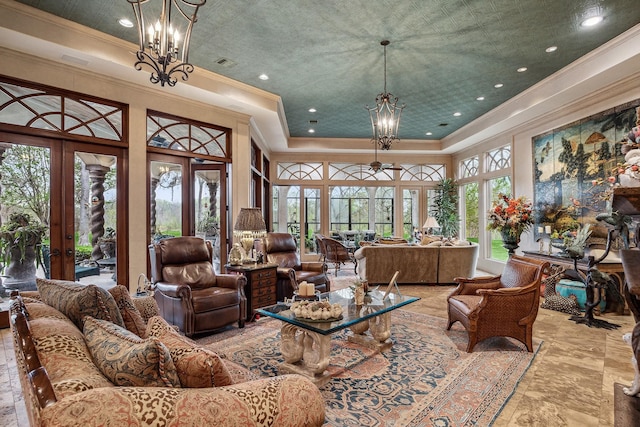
xmin=257 ymin=288 xmax=419 ymax=387
xmin=225 ymin=263 xmax=278 ymax=321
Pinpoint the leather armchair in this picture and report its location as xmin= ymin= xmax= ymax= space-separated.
xmin=446 ymin=255 xmax=549 ymax=352
xmin=262 ymin=232 xmax=329 ymax=301
xmin=149 ymin=236 xmax=246 ymax=337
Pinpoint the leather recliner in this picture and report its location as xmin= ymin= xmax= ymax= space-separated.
xmin=149 ymin=236 xmax=246 ymax=337
xmin=262 ymin=232 xmax=329 ymax=301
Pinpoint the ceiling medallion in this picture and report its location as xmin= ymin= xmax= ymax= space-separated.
xmin=127 ymin=0 xmax=206 ymax=87
xmin=366 ymin=40 xmax=405 ymax=150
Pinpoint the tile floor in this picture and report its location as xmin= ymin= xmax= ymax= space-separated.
xmin=0 ymin=265 xmax=637 ymax=426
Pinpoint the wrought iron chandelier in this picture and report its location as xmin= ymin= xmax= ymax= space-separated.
xmin=127 ymin=0 xmax=206 ymax=87
xmin=366 ymin=40 xmax=405 ymax=150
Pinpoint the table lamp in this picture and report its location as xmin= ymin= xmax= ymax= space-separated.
xmin=233 ymin=207 xmax=267 ymax=262
xmin=422 ymin=216 xmax=440 ymax=236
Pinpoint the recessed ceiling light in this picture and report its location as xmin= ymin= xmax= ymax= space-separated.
xmin=545 ymin=46 xmax=558 ymax=53
xmin=308 ymin=108 xmax=316 ymax=113
xmin=259 ymin=74 xmax=269 ymax=80
xmin=517 ymin=67 xmax=527 ymax=73
xmin=426 ymin=132 xmax=433 ymax=136
xmin=118 ymin=18 xmax=134 ymax=28
xmin=308 ymin=129 xmax=315 ymax=133
xmin=476 ymin=96 xmax=485 ymax=101
xmin=453 ymin=112 xmax=462 ymax=117
xmin=581 ymin=16 xmax=603 ymax=27
xmin=494 ymin=83 xmax=504 ymax=88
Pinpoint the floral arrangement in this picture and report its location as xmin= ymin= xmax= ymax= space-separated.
xmin=487 ymin=194 xmax=534 ymax=237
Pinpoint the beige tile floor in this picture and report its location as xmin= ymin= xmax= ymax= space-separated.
xmin=0 ymin=265 xmax=637 ymax=426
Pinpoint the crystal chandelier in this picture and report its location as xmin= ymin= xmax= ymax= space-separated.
xmin=127 ymin=0 xmax=206 ymax=87
xmin=366 ymin=40 xmax=405 ymax=150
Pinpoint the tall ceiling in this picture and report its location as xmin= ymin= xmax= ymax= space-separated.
xmin=10 ymin=0 xmax=640 ymax=144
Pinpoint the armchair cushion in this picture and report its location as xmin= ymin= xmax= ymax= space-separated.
xmin=83 ymin=316 xmax=181 ymax=388
xmin=36 ymin=278 xmax=124 ymax=330
xmin=191 ymin=287 xmax=242 ymax=313
xmin=146 ymin=316 xmax=233 ymax=388
xmin=163 ymin=261 xmax=217 ymax=289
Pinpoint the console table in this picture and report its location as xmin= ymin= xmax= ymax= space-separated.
xmin=225 ymin=263 xmax=278 ymax=321
xmin=523 ymin=250 xmax=627 ymax=314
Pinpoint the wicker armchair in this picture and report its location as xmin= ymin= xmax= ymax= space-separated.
xmin=318 ymin=235 xmax=354 ymax=275
xmin=446 ymin=255 xmax=549 ymax=352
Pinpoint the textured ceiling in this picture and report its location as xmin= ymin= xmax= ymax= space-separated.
xmin=13 ymin=0 xmax=640 ymax=141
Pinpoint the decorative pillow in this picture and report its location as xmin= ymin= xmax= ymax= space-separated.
xmin=132 ymin=295 xmax=161 ymax=323
xmin=36 ymin=278 xmax=124 ymax=329
xmin=108 ymin=285 xmax=147 ymax=337
xmin=420 ymin=236 xmax=441 ymax=246
xmin=427 ymin=241 xmax=443 ymax=246
xmin=83 ymin=316 xmax=180 ymax=387
xmin=146 ymin=316 xmax=233 ymax=388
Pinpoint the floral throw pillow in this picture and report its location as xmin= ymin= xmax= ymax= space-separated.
xmin=146 ymin=316 xmax=233 ymax=388
xmin=83 ymin=316 xmax=180 ymax=388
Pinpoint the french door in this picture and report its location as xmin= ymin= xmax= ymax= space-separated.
xmin=0 ymin=132 xmax=126 ymax=286
xmin=148 ymin=153 xmax=227 ymax=271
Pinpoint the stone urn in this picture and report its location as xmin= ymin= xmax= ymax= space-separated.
xmin=501 ymin=229 xmax=521 ymax=255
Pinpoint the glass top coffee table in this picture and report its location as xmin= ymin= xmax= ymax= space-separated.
xmin=257 ymin=287 xmax=419 ymax=386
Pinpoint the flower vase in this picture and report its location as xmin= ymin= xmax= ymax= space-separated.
xmin=501 ymin=229 xmax=520 ymax=255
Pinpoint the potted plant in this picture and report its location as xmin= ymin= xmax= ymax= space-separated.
xmin=487 ymin=194 xmax=534 ymax=254
xmin=432 ymin=178 xmax=460 ymax=239
xmin=98 ymin=227 xmax=116 ymax=259
xmin=0 ymin=212 xmax=47 ymax=291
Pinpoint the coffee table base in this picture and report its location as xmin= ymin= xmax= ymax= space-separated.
xmin=279 ymin=323 xmax=332 ymax=387
xmin=348 ymin=311 xmax=393 ymax=351
xmin=277 ymin=311 xmax=394 ymax=386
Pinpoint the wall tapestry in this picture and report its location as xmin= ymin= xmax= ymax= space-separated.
xmin=532 ymin=98 xmax=640 ymax=240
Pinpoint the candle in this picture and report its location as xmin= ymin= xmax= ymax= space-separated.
xmin=537 ymin=226 xmax=543 ymax=233
xmin=545 ymin=225 xmax=552 ymax=234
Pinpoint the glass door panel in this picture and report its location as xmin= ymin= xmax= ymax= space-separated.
xmin=0 ymin=141 xmax=53 ymax=291
xmin=150 ymin=160 xmax=184 ymax=239
xmin=193 ymin=164 xmax=225 ymax=272
xmin=488 ymin=176 xmax=511 ymax=261
xmin=302 ymin=188 xmax=321 ymax=256
xmin=74 ymin=152 xmax=117 ymax=286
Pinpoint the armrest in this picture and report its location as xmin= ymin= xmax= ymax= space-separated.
xmin=276 ymin=266 xmax=295 ymax=278
xmin=301 ymin=261 xmax=327 ymax=273
xmin=154 ymin=282 xmax=192 ymax=299
xmin=477 ymin=283 xmax=536 ymax=296
xmin=215 ymin=273 xmax=246 ymax=290
xmin=449 ymin=279 xmax=502 ymax=297
xmin=40 ymin=375 xmax=325 ymax=427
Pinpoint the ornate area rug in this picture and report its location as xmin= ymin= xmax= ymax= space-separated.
xmin=198 ymin=310 xmax=541 ymax=427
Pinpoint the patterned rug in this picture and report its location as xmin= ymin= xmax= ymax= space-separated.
xmin=198 ymin=310 xmax=540 ymax=427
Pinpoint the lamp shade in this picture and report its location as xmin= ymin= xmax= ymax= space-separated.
xmin=233 ymin=208 xmax=266 ymax=234
xmin=422 ymin=217 xmax=440 ymax=229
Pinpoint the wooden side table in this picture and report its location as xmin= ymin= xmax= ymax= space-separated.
xmin=225 ymin=263 xmax=278 ymax=321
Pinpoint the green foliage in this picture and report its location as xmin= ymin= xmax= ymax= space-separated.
xmin=0 ymin=213 xmax=47 ymax=267
xmin=432 ymin=178 xmax=460 ymax=239
xmin=0 ymin=145 xmax=50 ymax=225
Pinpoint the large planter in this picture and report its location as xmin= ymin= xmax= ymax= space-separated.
xmin=501 ymin=229 xmax=521 ymax=255
xmin=3 ymin=240 xmax=39 ymax=292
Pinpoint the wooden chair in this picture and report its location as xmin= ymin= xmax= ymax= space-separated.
xmin=446 ymin=255 xmax=549 ymax=352
xmin=319 ymin=235 xmax=354 ymax=275
xmin=149 ymin=236 xmax=246 ymax=337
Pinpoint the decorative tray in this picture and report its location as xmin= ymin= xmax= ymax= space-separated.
xmin=292 ymin=314 xmax=343 ymax=323
xmin=292 ymin=291 xmax=321 ymax=301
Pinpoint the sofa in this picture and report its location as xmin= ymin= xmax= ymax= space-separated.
xmin=10 ymin=278 xmax=325 ymax=427
xmin=354 ymin=242 xmax=478 ymax=284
